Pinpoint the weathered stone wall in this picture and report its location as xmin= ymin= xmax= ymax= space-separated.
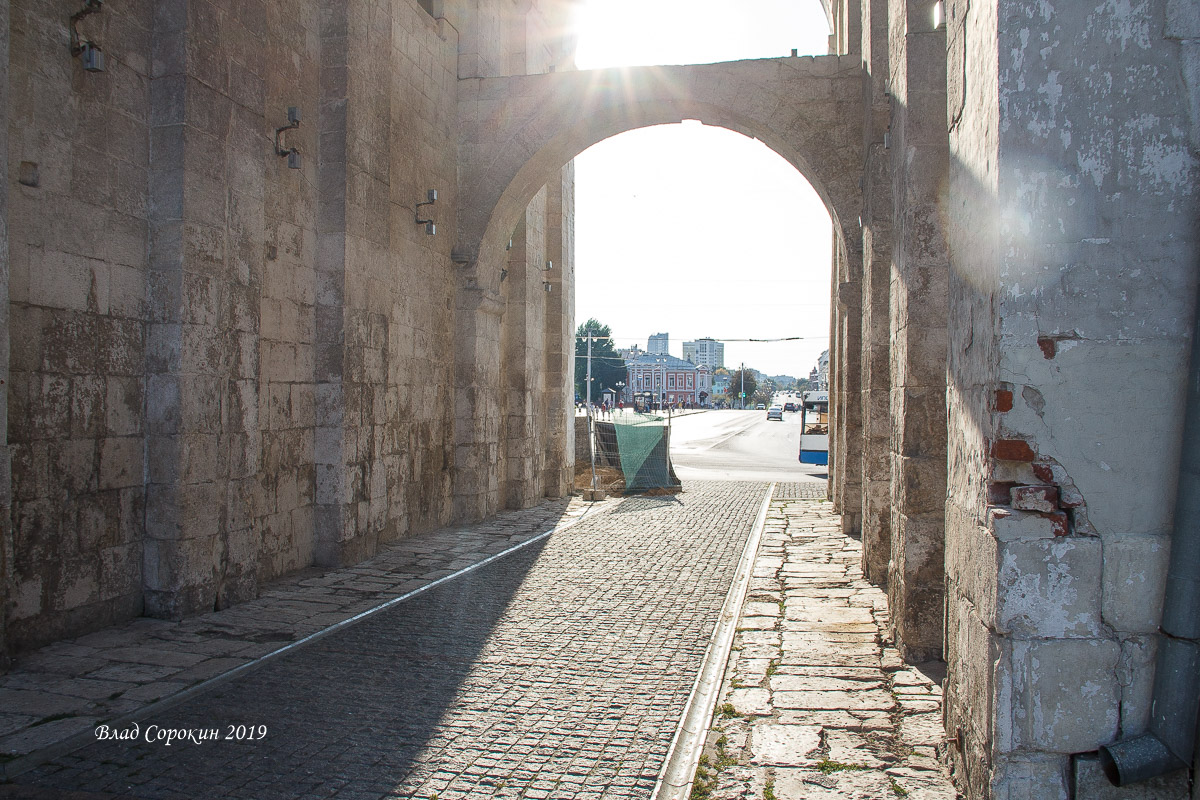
xmin=543 ymin=163 xmax=574 ymax=497
xmin=942 ymin=0 xmax=1200 ymax=796
xmin=500 ymin=195 xmax=549 ymax=509
xmin=313 ymin=0 xmax=459 ymax=569
xmin=0 ymin=0 xmax=10 ymax=667
xmin=3 ymin=0 xmax=575 ymax=656
xmin=450 ymin=0 xmax=574 ymax=523
xmin=858 ymin=0 xmax=893 ymax=586
xmin=830 ymin=241 xmax=863 ymax=537
xmin=885 ymin=0 xmax=948 ymax=664
xmin=7 ymin=0 xmax=152 ymax=645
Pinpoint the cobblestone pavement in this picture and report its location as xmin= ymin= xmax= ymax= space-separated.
xmin=0 ymin=498 xmax=592 ymax=768
xmin=3 ymin=482 xmax=767 ymax=799
xmin=690 ymin=496 xmax=961 ymax=800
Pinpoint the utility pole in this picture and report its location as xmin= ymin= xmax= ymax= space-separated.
xmin=740 ymin=362 xmax=745 ymax=410
xmin=586 ymin=331 xmax=598 ymax=493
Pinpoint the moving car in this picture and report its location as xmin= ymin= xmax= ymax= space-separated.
xmin=755 ymin=403 xmax=766 ymax=410
xmin=766 ymin=405 xmax=784 ymax=421
xmin=783 ymin=402 xmax=796 ymax=412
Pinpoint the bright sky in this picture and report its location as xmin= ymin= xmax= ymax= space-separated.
xmin=572 ymin=0 xmax=834 ymax=380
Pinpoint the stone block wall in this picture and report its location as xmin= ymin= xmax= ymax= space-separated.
xmin=858 ymin=0 xmax=893 ymax=587
xmin=312 ymin=0 xmax=459 ymax=569
xmin=884 ymin=0 xmax=949 ymax=664
xmin=450 ymin=0 xmax=575 ymax=524
xmin=543 ymin=163 xmax=574 ymax=497
xmin=7 ymin=0 xmax=152 ymax=643
xmin=500 ymin=195 xmax=549 ymax=510
xmin=941 ymin=0 xmax=1200 ymax=796
xmin=3 ymin=0 xmax=576 ymax=656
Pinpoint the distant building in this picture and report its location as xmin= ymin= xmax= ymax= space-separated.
xmin=682 ymin=337 xmax=725 ymax=369
xmin=817 ymin=350 xmax=830 ymax=390
xmin=623 ymin=353 xmax=712 ymax=408
xmin=647 ymin=332 xmax=669 ymax=355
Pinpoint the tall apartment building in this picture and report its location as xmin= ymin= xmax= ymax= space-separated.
xmin=647 ymin=333 xmax=669 ymax=355
xmin=683 ymin=338 xmax=725 ymax=369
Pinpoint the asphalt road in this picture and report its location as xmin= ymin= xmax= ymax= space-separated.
xmin=668 ymin=409 xmax=827 ymax=483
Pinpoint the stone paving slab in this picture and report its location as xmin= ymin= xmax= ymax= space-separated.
xmin=3 ymin=482 xmax=767 ymax=799
xmin=689 ymin=497 xmax=962 ymax=800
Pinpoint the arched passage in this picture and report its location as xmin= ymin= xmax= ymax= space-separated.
xmin=451 ymin=55 xmax=864 ymax=521
xmin=455 ymin=56 xmax=862 ymax=279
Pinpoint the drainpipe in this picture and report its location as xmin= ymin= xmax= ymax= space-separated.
xmin=1098 ymin=290 xmax=1200 ymax=787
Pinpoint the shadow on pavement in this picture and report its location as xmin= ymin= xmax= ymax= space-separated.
xmin=12 ymin=538 xmax=552 ymax=800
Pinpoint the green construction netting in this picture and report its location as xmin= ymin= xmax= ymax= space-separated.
xmin=606 ymin=412 xmax=680 ymax=492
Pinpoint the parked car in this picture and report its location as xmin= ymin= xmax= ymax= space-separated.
xmin=766 ymin=406 xmax=784 ymax=421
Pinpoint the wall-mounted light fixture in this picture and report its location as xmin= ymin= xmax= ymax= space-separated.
xmin=275 ymin=107 xmax=301 ymax=169
xmin=543 ymin=260 xmax=553 ymax=271
xmin=933 ymin=0 xmax=946 ymax=28
xmin=415 ymin=189 xmax=437 ymax=235
xmin=543 ymin=281 xmax=553 ymax=293
xmin=69 ymin=0 xmax=105 ymax=73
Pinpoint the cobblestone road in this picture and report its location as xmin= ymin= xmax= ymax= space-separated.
xmin=9 ymin=482 xmax=766 ymax=800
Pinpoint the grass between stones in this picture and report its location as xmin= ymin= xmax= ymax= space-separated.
xmin=815 ymin=758 xmax=869 ymax=774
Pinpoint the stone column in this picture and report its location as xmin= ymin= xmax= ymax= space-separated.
xmin=542 ymin=163 xmax=574 ymax=498
xmin=453 ymin=277 xmax=504 ymax=522
xmin=499 ymin=194 xmax=549 ymax=510
xmin=145 ymin=10 xmax=229 ymax=616
xmin=831 ymin=243 xmax=863 ymax=537
xmin=885 ymin=0 xmax=948 ymax=663
xmin=859 ymin=0 xmax=894 ymax=585
xmin=313 ymin=0 xmax=351 ymax=566
xmin=145 ymin=1 xmax=275 ymax=616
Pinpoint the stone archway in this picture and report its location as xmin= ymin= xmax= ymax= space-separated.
xmin=450 ymin=55 xmax=863 ymax=521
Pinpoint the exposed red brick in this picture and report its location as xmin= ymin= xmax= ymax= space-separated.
xmin=1037 ymin=336 xmax=1057 ymax=359
xmin=1032 ymin=463 xmax=1054 ymax=483
xmin=994 ymin=389 xmax=1014 ymax=413
xmin=1040 ymin=510 xmax=1069 ymax=537
xmin=1012 ymin=485 xmax=1059 ymax=512
xmin=992 ymin=438 xmax=1036 ymax=462
xmin=988 ymin=481 xmax=1017 ymax=505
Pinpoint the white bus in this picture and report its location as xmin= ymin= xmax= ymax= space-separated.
xmin=798 ymin=391 xmax=829 ymax=466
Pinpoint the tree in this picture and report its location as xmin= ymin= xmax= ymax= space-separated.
xmin=725 ymin=368 xmax=757 ymax=407
xmin=574 ymin=319 xmax=627 ymax=401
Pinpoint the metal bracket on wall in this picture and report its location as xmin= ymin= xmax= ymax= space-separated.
xmin=69 ymin=0 xmax=105 ymax=72
xmin=275 ymin=108 xmax=302 ymax=169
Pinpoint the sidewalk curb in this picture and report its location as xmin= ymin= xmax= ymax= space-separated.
xmin=0 ymin=506 xmax=601 ymax=783
xmin=650 ymin=482 xmax=775 ymax=800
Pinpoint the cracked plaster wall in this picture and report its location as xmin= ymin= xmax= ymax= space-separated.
xmin=943 ymin=0 xmax=1200 ymax=796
